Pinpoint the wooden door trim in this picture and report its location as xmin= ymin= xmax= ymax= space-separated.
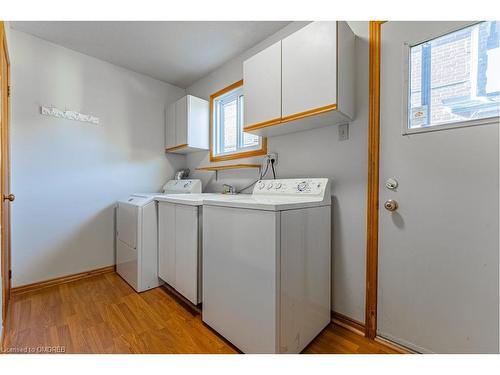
xmin=374 ymin=336 xmax=416 ymax=354
xmin=332 ymin=311 xmax=366 ymax=336
xmin=365 ymin=21 xmax=385 ymax=339
xmin=0 ymin=21 xmax=11 ymax=328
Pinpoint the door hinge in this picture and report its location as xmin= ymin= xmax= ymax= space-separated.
xmin=9 ymin=269 xmax=12 ymax=279
xmin=8 ymin=85 xmax=11 ymax=97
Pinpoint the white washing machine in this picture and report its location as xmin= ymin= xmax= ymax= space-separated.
xmin=202 ymin=178 xmax=331 ymax=353
xmin=116 ymin=179 xmax=202 ymax=292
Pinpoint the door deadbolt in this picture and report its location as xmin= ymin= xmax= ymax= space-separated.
xmin=384 ymin=199 xmax=398 ymax=212
xmin=385 ymin=178 xmax=398 ymax=190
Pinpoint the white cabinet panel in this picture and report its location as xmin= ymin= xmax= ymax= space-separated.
xmin=174 ymin=205 xmax=199 ymax=305
xmin=280 ymin=206 xmax=331 ymax=353
xmin=116 ymin=203 xmax=138 ymax=250
xmin=282 ymin=21 xmax=337 ymax=117
xmin=165 ymin=95 xmax=209 ymax=153
xmin=242 ymin=21 xmax=354 ymax=137
xmin=202 ymin=205 xmax=280 ymax=353
xmin=175 ymin=96 xmax=188 ymax=146
xmin=165 ymin=102 xmax=176 ymax=149
xmin=158 ymin=202 xmax=201 ymax=305
xmin=243 ymin=41 xmax=282 ymax=127
xmin=187 ymin=95 xmax=209 ymax=150
xmin=158 ymin=202 xmax=176 ymax=286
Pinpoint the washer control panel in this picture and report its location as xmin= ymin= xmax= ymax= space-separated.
xmin=252 ymin=178 xmax=329 ymax=197
xmin=162 ymin=179 xmax=202 ymax=194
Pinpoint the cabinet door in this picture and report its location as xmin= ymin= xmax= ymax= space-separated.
xmin=174 ymin=205 xmax=199 ymax=304
xmin=243 ymin=40 xmax=282 ymax=127
xmin=158 ymin=202 xmax=176 ymax=286
xmin=165 ymin=102 xmax=176 ymax=149
xmin=175 ymin=96 xmax=188 ymax=146
xmin=186 ymin=95 xmax=209 ymax=150
xmin=282 ymin=22 xmax=337 ymax=117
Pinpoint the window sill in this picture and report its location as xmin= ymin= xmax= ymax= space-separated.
xmin=210 ymin=139 xmax=268 ymax=162
xmin=402 ymin=116 xmax=499 ymax=136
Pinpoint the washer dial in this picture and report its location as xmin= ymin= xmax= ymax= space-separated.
xmin=297 ymin=181 xmax=308 ymax=192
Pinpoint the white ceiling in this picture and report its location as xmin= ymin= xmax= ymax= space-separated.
xmin=10 ymin=21 xmax=290 ymax=88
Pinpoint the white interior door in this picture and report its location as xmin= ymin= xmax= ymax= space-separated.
xmin=378 ymin=21 xmax=499 ymax=353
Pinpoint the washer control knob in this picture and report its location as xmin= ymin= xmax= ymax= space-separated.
xmin=267 ymin=183 xmax=273 ymax=189
xmin=275 ymin=182 xmax=282 ymax=190
xmin=257 ymin=181 xmax=265 ymax=190
xmin=297 ymin=181 xmax=308 ymax=192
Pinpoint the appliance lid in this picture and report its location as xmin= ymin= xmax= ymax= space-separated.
xmin=202 ymin=195 xmax=330 ymax=211
xmin=203 ymin=178 xmax=331 ymax=211
xmin=155 ymin=193 xmax=239 ymax=206
xmin=118 ymin=195 xmax=155 ymax=207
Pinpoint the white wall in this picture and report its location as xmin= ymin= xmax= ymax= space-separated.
xmin=185 ymin=21 xmax=369 ymax=322
xmin=8 ymin=30 xmax=186 ymax=287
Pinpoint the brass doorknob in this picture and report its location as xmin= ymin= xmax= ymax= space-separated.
xmin=384 ymin=199 xmax=398 ymax=212
xmin=3 ymin=194 xmax=15 ymax=202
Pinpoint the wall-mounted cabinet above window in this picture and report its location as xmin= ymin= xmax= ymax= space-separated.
xmin=165 ymin=95 xmax=209 ymax=154
xmin=243 ymin=21 xmax=355 ymax=137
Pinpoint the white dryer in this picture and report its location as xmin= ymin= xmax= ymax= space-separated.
xmin=202 ymin=178 xmax=331 ymax=353
xmin=116 ymin=179 xmax=201 ymax=292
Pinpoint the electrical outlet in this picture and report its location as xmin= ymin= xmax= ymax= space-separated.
xmin=266 ymin=152 xmax=278 ymax=165
xmin=338 ymin=123 xmax=349 ymax=141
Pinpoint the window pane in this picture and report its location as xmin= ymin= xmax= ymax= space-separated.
xmin=212 ymin=85 xmax=262 ymax=156
xmin=408 ymin=21 xmax=500 ymax=130
xmin=222 ymin=99 xmax=237 ymax=153
xmin=240 ymin=96 xmax=260 ymax=148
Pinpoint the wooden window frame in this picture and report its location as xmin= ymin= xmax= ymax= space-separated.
xmin=209 ymin=80 xmax=267 ymax=162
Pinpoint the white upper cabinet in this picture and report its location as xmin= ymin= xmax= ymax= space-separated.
xmin=165 ymin=95 xmax=209 ymax=154
xmin=243 ymin=21 xmax=355 ymax=137
xmin=243 ymin=40 xmax=282 ymax=127
xmin=175 ymin=96 xmax=189 ymax=146
xmin=282 ymin=22 xmax=337 ymax=117
xmin=165 ymin=102 xmax=176 ymax=149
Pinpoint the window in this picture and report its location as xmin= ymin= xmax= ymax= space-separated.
xmin=406 ymin=21 xmax=500 ymax=133
xmin=210 ymin=80 xmax=266 ymax=161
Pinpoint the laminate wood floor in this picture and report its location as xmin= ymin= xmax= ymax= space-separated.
xmin=3 ymin=272 xmax=398 ymax=354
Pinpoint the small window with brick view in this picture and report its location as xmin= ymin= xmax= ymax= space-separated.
xmin=210 ymin=80 xmax=267 ymax=162
xmin=407 ymin=21 xmax=500 ymax=133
